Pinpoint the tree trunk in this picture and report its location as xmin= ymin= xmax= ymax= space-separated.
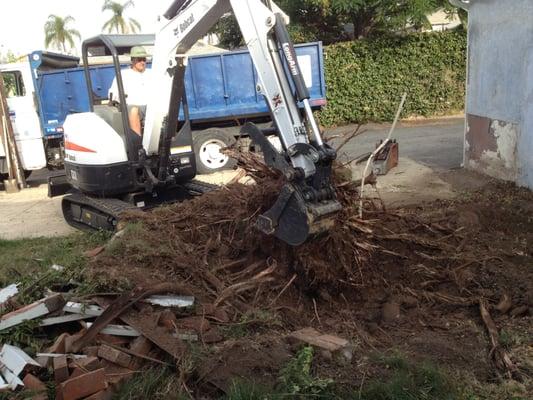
xmin=352 ymin=11 xmax=375 ymax=39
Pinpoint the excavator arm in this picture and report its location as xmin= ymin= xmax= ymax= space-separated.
xmin=144 ymin=0 xmax=342 ymax=245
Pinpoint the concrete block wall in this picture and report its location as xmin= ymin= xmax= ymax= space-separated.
xmin=462 ymin=0 xmax=533 ymax=188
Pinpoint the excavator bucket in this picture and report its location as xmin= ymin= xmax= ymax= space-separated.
xmin=255 ymin=183 xmax=341 ymax=246
xmin=242 ymin=123 xmax=341 ymax=246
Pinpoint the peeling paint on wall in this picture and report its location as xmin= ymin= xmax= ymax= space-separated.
xmin=464 ymin=0 xmax=533 ymax=189
xmin=465 ymin=114 xmax=519 ymax=181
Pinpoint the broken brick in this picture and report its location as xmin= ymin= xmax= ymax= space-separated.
xmin=23 ymin=373 xmax=46 ymax=392
xmin=83 ymin=246 xmax=105 ymax=258
xmin=98 ymin=344 xmax=132 ymax=368
xmin=100 ymin=359 xmax=135 ymax=385
xmin=58 ymin=368 xmax=107 ymax=400
xmin=53 ymin=355 xmax=69 ymax=383
xmin=69 ymin=367 xmax=86 ymax=379
xmin=83 ymin=346 xmax=100 ymax=357
xmin=158 ymin=309 xmax=178 ymax=331
xmin=83 ymin=388 xmax=115 ymax=400
xmin=212 ymin=308 xmax=230 ymax=323
xmin=128 ymin=336 xmax=152 ymax=369
xmin=65 ymin=330 xmax=87 ymax=353
xmin=288 ymin=328 xmax=353 ymax=363
xmin=47 ymin=332 xmax=70 ymax=354
xmin=69 ymin=356 xmax=100 ymax=371
xmin=177 ymin=316 xmax=211 ymax=333
xmin=201 ymin=328 xmax=224 ymax=344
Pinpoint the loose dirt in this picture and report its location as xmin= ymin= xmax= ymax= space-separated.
xmin=88 ymin=153 xmax=533 ymax=397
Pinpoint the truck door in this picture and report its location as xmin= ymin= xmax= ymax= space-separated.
xmin=1 ymin=67 xmax=47 ymax=171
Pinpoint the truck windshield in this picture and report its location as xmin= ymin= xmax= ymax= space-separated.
xmin=1 ymin=71 xmax=26 ymax=97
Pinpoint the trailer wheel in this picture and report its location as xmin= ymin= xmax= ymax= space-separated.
xmin=193 ymin=129 xmax=236 ymax=174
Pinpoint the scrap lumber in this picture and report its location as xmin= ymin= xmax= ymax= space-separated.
xmin=0 ymin=364 xmax=23 ymax=390
xmin=143 ymin=294 xmax=195 ymax=307
xmin=46 ymin=332 xmax=70 ymax=354
xmin=0 ymin=344 xmax=40 ymax=376
xmin=63 ymin=302 xmax=104 ymax=317
xmin=0 ymin=283 xmax=18 ymax=311
xmin=71 ymin=283 xmax=194 ymax=353
xmin=0 ymin=294 xmax=65 ymax=331
xmin=40 ymin=313 xmax=96 ymax=327
xmin=119 ymin=308 xmax=185 ymax=359
xmin=86 ymin=322 xmax=140 ymax=337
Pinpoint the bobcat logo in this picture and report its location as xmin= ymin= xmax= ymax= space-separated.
xmin=173 ymin=13 xmax=195 ymax=37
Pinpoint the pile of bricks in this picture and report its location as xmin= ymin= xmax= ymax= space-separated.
xmin=0 ymin=283 xmax=228 ymax=399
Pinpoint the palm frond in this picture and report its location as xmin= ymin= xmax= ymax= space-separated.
xmin=129 ymin=18 xmax=141 ymax=32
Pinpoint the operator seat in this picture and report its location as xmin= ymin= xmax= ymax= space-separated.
xmin=93 ymin=104 xmax=142 ymax=158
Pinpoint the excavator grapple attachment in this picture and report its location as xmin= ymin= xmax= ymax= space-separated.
xmin=256 ymin=183 xmax=341 ymax=246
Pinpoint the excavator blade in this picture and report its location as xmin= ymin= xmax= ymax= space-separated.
xmin=255 ymin=183 xmax=342 ymax=246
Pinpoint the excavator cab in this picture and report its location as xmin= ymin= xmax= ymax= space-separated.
xmin=62 ymin=34 xmax=196 ymax=197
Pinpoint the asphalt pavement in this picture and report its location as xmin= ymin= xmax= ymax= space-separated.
xmin=326 ymin=117 xmax=465 ymax=170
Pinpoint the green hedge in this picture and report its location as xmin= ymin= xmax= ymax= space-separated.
xmin=317 ymin=30 xmax=467 ymax=126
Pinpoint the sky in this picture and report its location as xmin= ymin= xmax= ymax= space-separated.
xmin=0 ymin=0 xmax=171 ymax=57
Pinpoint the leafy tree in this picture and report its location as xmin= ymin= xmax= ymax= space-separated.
xmin=213 ymin=0 xmax=463 ymax=47
xmin=102 ymin=0 xmax=141 ymax=34
xmin=44 ymin=15 xmax=81 ymax=53
xmin=0 ymin=49 xmax=19 ymax=64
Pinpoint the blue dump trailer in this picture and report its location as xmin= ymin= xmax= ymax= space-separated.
xmin=9 ymin=42 xmax=325 ymax=173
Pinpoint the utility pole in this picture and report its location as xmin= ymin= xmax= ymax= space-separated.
xmin=0 ymin=73 xmax=26 ymax=192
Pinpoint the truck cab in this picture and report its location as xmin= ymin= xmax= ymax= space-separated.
xmin=0 ymin=52 xmax=80 ymax=176
xmin=0 ymin=61 xmax=47 ymax=176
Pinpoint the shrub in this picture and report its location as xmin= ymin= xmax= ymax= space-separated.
xmin=318 ymin=30 xmax=467 ymax=126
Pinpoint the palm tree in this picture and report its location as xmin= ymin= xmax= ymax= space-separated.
xmin=102 ymin=0 xmax=141 ymax=34
xmin=44 ymin=15 xmax=81 ymax=53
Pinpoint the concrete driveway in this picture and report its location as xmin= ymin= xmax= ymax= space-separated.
xmin=0 ymin=118 xmax=466 ymax=239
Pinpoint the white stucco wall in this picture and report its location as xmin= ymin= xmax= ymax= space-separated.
xmin=464 ymin=0 xmax=533 ymax=188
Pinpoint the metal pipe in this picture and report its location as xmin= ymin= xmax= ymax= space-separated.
xmin=303 ymin=99 xmax=323 ymax=146
xmin=359 ymin=92 xmax=407 ymax=218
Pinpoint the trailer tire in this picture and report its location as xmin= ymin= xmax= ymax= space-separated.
xmin=193 ymin=129 xmax=237 ymax=174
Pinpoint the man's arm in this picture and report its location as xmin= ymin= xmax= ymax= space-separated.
xmin=108 ymin=76 xmax=118 ymax=102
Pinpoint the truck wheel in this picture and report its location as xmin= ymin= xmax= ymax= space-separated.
xmin=193 ymin=129 xmax=236 ymax=174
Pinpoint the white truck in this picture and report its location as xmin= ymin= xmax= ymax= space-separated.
xmin=0 ymin=61 xmax=50 ymax=179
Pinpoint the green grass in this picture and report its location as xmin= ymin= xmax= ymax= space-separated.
xmin=225 ymin=350 xmax=475 ymax=400
xmin=112 ymin=367 xmax=188 ymax=400
xmin=0 ymin=232 xmax=110 ymax=302
xmin=0 ymin=232 xmax=111 ymax=350
xmin=360 ymin=354 xmax=458 ymax=400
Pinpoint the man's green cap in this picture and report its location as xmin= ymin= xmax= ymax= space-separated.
xmin=129 ymin=46 xmax=149 ymax=58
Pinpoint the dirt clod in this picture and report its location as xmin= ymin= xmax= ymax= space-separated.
xmin=382 ymin=301 xmax=401 ymax=323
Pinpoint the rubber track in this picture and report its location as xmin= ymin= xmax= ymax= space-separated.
xmin=62 ymin=193 xmax=138 ymax=231
xmin=183 ymin=179 xmax=219 ymax=195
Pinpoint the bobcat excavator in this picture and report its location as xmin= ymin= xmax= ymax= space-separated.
xmin=50 ymin=0 xmax=341 ymax=246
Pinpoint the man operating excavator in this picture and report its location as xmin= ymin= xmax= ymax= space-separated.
xmin=108 ymin=46 xmax=152 ymax=136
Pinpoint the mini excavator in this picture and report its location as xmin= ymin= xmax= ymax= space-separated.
xmin=49 ymin=0 xmax=341 ymax=246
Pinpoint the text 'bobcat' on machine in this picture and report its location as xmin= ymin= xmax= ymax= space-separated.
xmin=51 ymin=0 xmax=341 ymax=246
